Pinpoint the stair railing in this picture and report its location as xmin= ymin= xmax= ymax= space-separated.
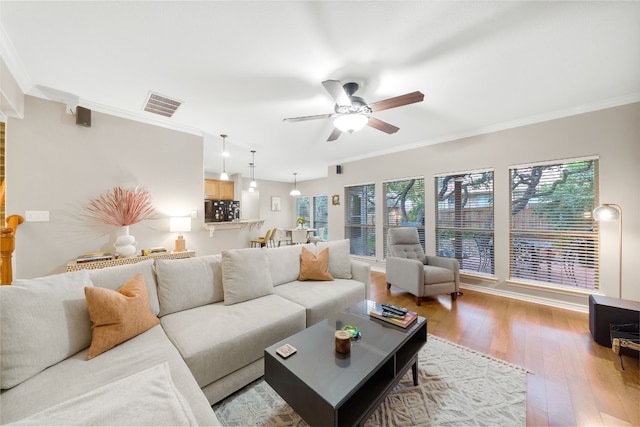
xmin=1 ymin=214 xmax=24 ymax=285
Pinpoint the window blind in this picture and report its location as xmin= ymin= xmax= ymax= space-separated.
xmin=509 ymin=159 xmax=599 ymax=289
xmin=435 ymin=171 xmax=494 ymax=275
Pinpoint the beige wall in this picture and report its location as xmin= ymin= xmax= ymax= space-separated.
xmin=5 ymin=96 xmax=293 ymax=278
xmin=326 ymin=103 xmax=640 ymax=306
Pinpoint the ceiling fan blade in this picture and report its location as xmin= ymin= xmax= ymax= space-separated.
xmin=322 ymin=80 xmax=352 ymax=107
xmin=368 ymin=91 xmax=424 ymax=112
xmin=327 ymin=127 xmax=342 ymax=142
xmin=368 ymin=117 xmax=400 ymax=134
xmin=283 ymin=113 xmax=334 ymax=123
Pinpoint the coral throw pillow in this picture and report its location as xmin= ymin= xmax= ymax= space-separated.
xmin=84 ymin=273 xmax=159 ymax=359
xmin=299 ymin=247 xmax=334 ymax=281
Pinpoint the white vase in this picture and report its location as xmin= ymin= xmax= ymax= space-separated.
xmin=114 ymin=225 xmax=137 ymax=257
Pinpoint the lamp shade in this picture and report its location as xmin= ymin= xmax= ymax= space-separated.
xmin=289 ymin=188 xmax=301 ymax=196
xmin=334 ymin=114 xmax=368 ymax=133
xmin=592 ymin=204 xmax=620 ymax=221
xmin=169 ymin=217 xmax=191 ymax=233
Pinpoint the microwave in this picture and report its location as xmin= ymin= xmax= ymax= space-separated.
xmin=204 ymin=199 xmax=240 ymax=223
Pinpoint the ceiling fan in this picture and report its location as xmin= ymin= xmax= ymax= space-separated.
xmin=283 ymin=80 xmax=424 ymax=141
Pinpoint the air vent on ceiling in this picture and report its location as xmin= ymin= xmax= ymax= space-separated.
xmin=143 ymin=92 xmax=182 ymax=117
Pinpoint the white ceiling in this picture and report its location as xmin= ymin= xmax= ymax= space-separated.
xmin=1 ymin=1 xmax=639 ymax=183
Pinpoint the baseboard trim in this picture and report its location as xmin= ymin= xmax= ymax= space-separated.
xmin=460 ymin=283 xmax=589 ymax=313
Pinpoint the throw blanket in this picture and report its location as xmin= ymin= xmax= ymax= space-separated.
xmin=8 ymin=362 xmax=197 ymax=426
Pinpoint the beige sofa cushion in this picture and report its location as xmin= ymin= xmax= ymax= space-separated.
xmin=273 ymin=278 xmax=366 ymax=326
xmin=1 ymin=270 xmax=93 ymax=390
xmin=156 ymin=255 xmax=223 ymax=316
xmin=221 ymin=248 xmax=273 ymax=305
xmin=316 ymin=239 xmax=352 ymax=279
xmin=89 ymin=260 xmax=160 ymax=315
xmin=160 ymin=294 xmax=306 ymax=389
xmin=0 ymin=326 xmax=220 ymax=426
xmin=266 ymin=243 xmax=316 ymax=286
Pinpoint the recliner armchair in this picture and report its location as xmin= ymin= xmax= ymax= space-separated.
xmin=386 ymin=227 xmax=460 ymax=305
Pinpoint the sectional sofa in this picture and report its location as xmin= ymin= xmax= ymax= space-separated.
xmin=0 ymin=240 xmax=370 ymax=425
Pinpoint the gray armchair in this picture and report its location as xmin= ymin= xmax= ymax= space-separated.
xmin=386 ymin=227 xmax=460 ymax=306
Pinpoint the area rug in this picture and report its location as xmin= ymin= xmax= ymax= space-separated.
xmin=213 ymin=334 xmax=528 ymax=426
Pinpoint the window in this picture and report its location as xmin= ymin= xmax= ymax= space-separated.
xmin=313 ymin=195 xmax=328 ymax=239
xmin=435 ymin=171 xmax=494 ymax=275
xmin=383 ymin=178 xmax=425 ymax=257
xmin=345 ymin=184 xmax=375 ymax=257
xmin=509 ymin=158 xmax=599 ymax=290
xmin=296 ymin=197 xmax=310 ymax=225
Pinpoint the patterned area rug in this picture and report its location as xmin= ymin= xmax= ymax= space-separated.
xmin=213 ymin=334 xmax=528 ymax=426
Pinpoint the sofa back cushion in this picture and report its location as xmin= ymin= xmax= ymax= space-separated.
xmin=221 ymin=248 xmax=273 ymax=305
xmin=155 ymin=255 xmax=223 ymax=316
xmin=0 ymin=270 xmax=93 ymax=390
xmin=266 ymin=243 xmax=316 ymax=286
xmin=316 ymin=239 xmax=352 ymax=279
xmin=89 ymin=260 xmax=160 ymax=315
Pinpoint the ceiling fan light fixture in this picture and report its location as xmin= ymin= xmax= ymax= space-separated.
xmin=334 ymin=114 xmax=368 ymax=134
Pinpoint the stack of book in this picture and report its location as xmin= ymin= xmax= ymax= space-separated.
xmin=368 ymin=302 xmax=418 ymax=329
xmin=76 ymin=252 xmax=113 ymax=263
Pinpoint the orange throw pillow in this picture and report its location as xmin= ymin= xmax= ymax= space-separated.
xmin=84 ymin=273 xmax=160 ymax=359
xmin=299 ymin=247 xmax=334 ymax=281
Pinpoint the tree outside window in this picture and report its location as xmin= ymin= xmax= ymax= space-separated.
xmin=345 ymin=184 xmax=375 ymax=257
xmin=313 ymin=195 xmax=328 ymax=239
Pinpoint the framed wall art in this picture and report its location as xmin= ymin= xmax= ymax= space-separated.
xmin=271 ymin=196 xmax=281 ymax=211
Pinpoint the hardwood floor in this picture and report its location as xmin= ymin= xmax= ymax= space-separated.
xmin=370 ymin=271 xmax=639 ymax=426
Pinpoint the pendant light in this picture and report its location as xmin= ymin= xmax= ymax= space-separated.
xmin=289 ymin=172 xmax=301 ymax=196
xmin=249 ymin=150 xmax=257 ymax=189
xmin=219 ymin=134 xmax=229 ymax=181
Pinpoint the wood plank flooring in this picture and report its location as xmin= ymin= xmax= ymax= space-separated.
xmin=370 ymin=271 xmax=639 ymax=426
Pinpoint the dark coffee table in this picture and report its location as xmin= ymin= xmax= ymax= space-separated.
xmin=264 ymin=300 xmax=427 ymax=426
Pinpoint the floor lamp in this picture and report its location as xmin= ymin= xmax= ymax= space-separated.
xmin=592 ymin=204 xmax=622 ymax=298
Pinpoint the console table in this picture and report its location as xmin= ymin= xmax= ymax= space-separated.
xmin=66 ymin=250 xmax=195 ymax=272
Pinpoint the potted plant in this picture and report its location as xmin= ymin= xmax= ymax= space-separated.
xmin=83 ymin=186 xmax=155 ymax=257
xmin=296 ymin=217 xmax=307 ymax=229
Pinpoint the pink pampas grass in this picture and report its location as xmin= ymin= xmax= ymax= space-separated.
xmin=84 ymin=186 xmax=155 ymax=226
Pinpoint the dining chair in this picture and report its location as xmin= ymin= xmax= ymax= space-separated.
xmin=291 ymin=229 xmax=309 ymax=245
xmin=250 ymin=227 xmax=275 ymax=248
xmin=308 ymin=227 xmax=325 ymax=244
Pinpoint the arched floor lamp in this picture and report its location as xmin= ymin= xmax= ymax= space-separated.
xmin=592 ymin=204 xmax=622 ymax=298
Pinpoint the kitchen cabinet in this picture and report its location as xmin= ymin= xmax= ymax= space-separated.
xmin=205 ymin=179 xmax=234 ymax=200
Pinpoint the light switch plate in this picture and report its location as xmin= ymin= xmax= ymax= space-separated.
xmin=25 ymin=211 xmax=50 ymax=222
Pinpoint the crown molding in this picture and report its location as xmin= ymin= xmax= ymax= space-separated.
xmin=338 ymin=93 xmax=640 ymax=166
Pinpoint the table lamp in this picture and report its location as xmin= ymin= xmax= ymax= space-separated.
xmin=170 ymin=217 xmax=191 ymax=252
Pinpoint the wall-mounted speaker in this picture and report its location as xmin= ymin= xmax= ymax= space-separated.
xmin=336 ymin=165 xmax=342 ymax=174
xmin=76 ymin=106 xmax=91 ymax=127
